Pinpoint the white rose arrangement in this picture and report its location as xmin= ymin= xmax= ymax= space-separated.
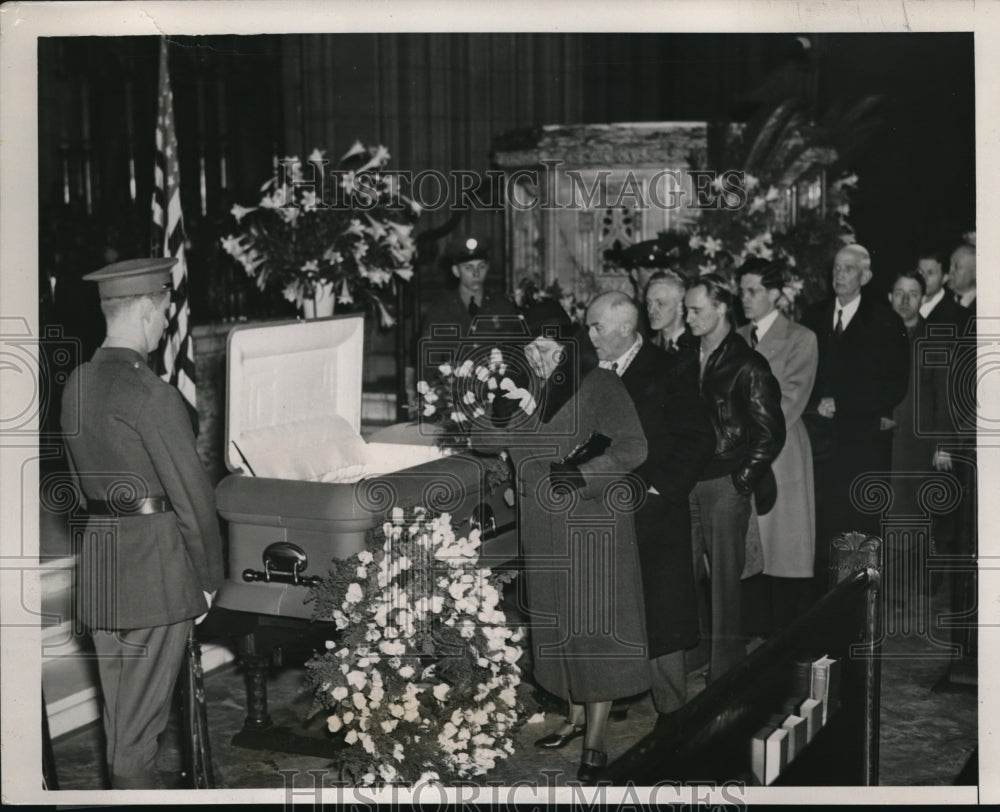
xmin=306 ymin=507 xmax=524 ymax=785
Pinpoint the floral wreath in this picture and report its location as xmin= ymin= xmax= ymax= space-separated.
xmin=306 ymin=507 xmax=524 ymax=785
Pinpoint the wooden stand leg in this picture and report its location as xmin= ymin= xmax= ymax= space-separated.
xmin=229 ymin=630 xmax=343 ymax=757
xmin=237 ymin=633 xmax=273 ymax=731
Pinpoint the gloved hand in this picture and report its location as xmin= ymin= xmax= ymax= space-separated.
xmin=549 ymin=462 xmax=585 ymax=492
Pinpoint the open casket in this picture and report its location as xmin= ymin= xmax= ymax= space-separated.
xmin=214 ymin=315 xmax=517 ymax=619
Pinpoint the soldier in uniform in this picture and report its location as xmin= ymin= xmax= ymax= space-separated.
xmin=407 ymin=235 xmax=521 ymax=410
xmin=61 ymin=258 xmax=224 ymax=789
xmin=419 ymin=235 xmax=519 ymax=339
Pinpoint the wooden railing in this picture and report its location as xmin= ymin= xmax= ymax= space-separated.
xmin=608 ymin=533 xmax=882 ymax=787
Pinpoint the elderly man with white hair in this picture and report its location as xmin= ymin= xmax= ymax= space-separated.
xmin=586 ymin=290 xmax=714 ymax=716
xmin=802 ymin=244 xmax=909 ymax=591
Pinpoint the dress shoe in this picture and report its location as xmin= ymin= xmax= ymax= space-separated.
xmin=534 ymin=723 xmax=584 ymax=749
xmin=577 ymin=748 xmax=608 ymax=784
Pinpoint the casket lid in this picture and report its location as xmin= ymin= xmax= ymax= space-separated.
xmin=224 ymin=316 xmax=365 ymax=473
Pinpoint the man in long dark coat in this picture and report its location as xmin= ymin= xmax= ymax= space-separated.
xmin=802 ymin=244 xmax=909 ymax=589
xmin=61 ymin=258 xmax=224 ymax=789
xmin=586 ymin=291 xmax=715 ymax=716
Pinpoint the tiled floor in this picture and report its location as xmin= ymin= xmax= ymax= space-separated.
xmin=46 ymin=590 xmax=976 ymax=793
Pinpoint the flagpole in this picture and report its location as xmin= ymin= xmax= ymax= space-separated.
xmin=151 ymin=36 xmax=199 ymax=435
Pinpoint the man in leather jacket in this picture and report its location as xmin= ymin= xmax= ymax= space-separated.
xmin=684 ymin=274 xmax=785 ymax=682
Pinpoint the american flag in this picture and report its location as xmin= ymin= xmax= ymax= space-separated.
xmin=151 ymin=37 xmax=197 ymax=431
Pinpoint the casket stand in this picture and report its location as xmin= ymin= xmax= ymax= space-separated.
xmin=203 ymin=316 xmax=517 ymax=754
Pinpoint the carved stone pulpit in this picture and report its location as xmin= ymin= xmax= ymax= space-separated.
xmin=493 ymin=122 xmax=713 ymax=298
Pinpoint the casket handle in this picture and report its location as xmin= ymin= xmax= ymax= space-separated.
xmin=469 ymin=503 xmax=498 ymax=540
xmin=242 ymin=542 xmax=322 ymax=588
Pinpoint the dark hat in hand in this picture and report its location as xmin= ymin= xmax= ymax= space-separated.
xmin=83 ymin=257 xmax=177 ymax=299
xmin=753 ymin=466 xmax=778 ymax=516
xmin=618 ymin=234 xmax=689 ymax=270
xmin=523 ymin=299 xmax=574 ymax=339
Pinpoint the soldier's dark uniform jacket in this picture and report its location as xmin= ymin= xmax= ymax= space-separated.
xmin=420 ymin=288 xmax=520 ymax=340
xmin=61 ymin=347 xmax=224 ymax=630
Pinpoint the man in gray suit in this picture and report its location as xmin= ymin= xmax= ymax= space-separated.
xmin=737 ymin=259 xmax=818 ymax=629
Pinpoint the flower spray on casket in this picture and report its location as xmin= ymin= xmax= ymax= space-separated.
xmin=415 ymin=340 xmax=539 ymax=496
xmin=305 ymin=507 xmax=524 ymax=785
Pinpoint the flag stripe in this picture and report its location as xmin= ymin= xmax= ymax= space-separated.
xmin=151 ymin=38 xmax=198 ymax=433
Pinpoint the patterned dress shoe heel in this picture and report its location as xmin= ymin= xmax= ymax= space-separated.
xmin=577 ymin=748 xmax=608 ymax=784
xmin=534 ymin=722 xmax=585 ymax=749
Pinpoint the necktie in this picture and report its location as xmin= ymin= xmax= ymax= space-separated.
xmin=750 ymin=326 xmax=759 ymax=348
xmin=665 ymin=338 xmax=675 ymax=353
xmin=468 ymin=296 xmax=479 ymax=317
xmin=834 ymin=309 xmax=844 ymax=336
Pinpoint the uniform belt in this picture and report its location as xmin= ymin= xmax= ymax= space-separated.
xmin=86 ymin=496 xmax=173 ymax=516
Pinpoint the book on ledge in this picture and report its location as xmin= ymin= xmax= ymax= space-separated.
xmin=751 ymin=724 xmax=789 ymax=785
xmin=798 ymin=697 xmax=824 ymax=742
xmin=811 ymin=655 xmax=841 ymax=724
xmin=781 ymin=713 xmax=808 ymax=760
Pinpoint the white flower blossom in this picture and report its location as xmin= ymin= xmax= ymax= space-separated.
xmin=359 ymin=732 xmax=375 ymax=754
xmin=337 ymin=278 xmax=354 ymax=306
xmin=379 ymin=639 xmax=405 ymax=656
xmin=230 ymin=203 xmax=256 ymax=223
